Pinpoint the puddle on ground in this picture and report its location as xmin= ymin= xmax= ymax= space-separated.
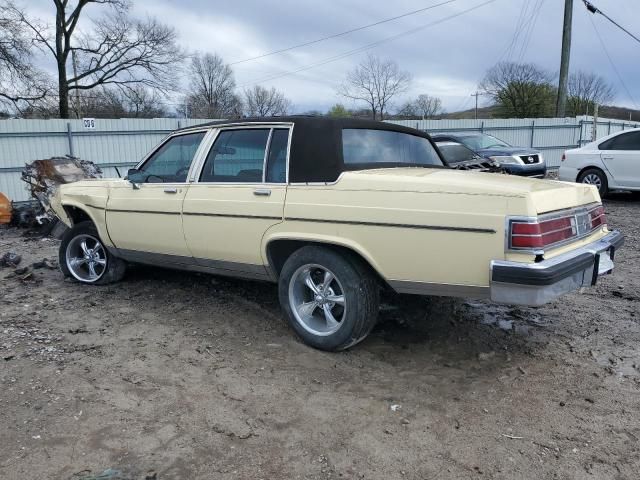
xmin=463 ymin=301 xmax=548 ymax=335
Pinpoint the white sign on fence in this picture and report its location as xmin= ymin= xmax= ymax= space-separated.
xmin=82 ymin=118 xmax=96 ymax=129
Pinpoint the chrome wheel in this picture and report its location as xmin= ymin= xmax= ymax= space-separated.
xmin=288 ymin=264 xmax=346 ymax=336
xmin=582 ymin=173 xmax=602 ymax=190
xmin=65 ymin=234 xmax=107 ymax=283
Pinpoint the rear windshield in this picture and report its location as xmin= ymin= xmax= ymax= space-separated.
xmin=342 ymin=128 xmax=443 ymax=168
xmin=458 ymin=133 xmax=510 ymax=150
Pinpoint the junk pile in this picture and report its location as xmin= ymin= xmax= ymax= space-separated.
xmin=18 ymin=156 xmax=102 ymax=234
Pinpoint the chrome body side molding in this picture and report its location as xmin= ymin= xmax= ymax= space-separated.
xmin=110 ymin=248 xmax=273 ymax=282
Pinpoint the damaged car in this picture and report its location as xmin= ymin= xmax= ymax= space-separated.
xmin=49 ymin=117 xmax=623 ymax=351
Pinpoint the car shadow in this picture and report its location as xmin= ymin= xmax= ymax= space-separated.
xmin=122 ymin=264 xmax=548 ymax=361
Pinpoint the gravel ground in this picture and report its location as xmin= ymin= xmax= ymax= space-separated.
xmin=1 ymin=195 xmax=639 ymax=480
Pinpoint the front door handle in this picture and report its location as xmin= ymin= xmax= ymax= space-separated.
xmin=253 ymin=188 xmax=271 ymax=196
xmin=602 ymin=156 xmax=614 ymax=160
xmin=164 ymin=188 xmax=178 ymax=194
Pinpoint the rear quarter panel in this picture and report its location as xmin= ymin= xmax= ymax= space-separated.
xmin=267 ymin=184 xmax=512 ymax=288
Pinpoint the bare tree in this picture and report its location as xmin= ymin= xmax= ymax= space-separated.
xmin=480 ymin=62 xmax=556 ymax=118
xmin=397 ymin=94 xmax=443 ymax=119
xmin=413 ymin=94 xmax=443 ymax=118
xmin=186 ymin=53 xmax=239 ymax=118
xmin=0 ymin=3 xmax=52 ymax=113
xmin=5 ymin=0 xmax=183 ymax=118
xmin=67 ymin=85 xmax=167 ymax=118
xmin=243 ymin=85 xmax=291 ymax=117
xmin=337 ymin=54 xmax=410 ymax=120
xmin=396 ymin=101 xmax=417 ymax=118
xmin=567 ymin=70 xmax=615 ymax=116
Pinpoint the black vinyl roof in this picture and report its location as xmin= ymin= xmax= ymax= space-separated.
xmin=179 ymin=116 xmax=440 ymax=183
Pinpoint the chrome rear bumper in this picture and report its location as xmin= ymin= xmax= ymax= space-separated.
xmin=490 ymin=230 xmax=624 ymax=306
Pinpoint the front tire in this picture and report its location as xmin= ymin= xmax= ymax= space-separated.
xmin=59 ymin=221 xmax=126 ymax=285
xmin=578 ymin=168 xmax=608 ymax=197
xmin=279 ymin=246 xmax=379 ymax=351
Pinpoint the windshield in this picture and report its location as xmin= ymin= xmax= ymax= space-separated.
xmin=435 ymin=141 xmax=479 ymax=164
xmin=459 ymin=133 xmax=510 ymax=150
xmin=342 ymin=128 xmax=443 ymax=168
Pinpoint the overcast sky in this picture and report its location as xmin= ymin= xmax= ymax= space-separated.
xmin=25 ymin=0 xmax=640 ymax=114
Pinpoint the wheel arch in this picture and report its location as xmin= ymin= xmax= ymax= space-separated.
xmin=62 ymin=204 xmax=93 ymax=226
xmin=60 ymin=200 xmax=114 ymax=247
xmin=576 ymin=164 xmax=613 ymax=185
xmin=264 ymin=236 xmax=391 ymax=290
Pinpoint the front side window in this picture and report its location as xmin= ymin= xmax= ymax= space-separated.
xmin=599 ymin=131 xmax=640 ymax=151
xmin=139 ymin=132 xmax=205 ymax=183
xmin=435 ymin=141 xmax=478 ymax=164
xmin=200 ymin=129 xmax=270 ymax=182
xmin=342 ymin=129 xmax=443 ymax=167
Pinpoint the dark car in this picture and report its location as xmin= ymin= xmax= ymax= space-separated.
xmin=430 ymin=132 xmax=546 ymax=178
xmin=434 ymin=139 xmax=501 ymax=171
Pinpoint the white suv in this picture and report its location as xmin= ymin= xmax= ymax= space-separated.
xmin=559 ymin=128 xmax=640 ymax=196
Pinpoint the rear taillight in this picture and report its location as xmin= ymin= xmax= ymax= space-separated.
xmin=509 ymin=205 xmax=606 ymax=251
xmin=589 ymin=205 xmax=606 ymax=228
xmin=510 ymin=216 xmax=575 ymax=249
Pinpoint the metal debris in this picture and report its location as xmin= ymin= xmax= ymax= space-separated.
xmin=0 ymin=252 xmax=21 ymax=267
xmin=20 ymin=156 xmax=102 ymax=225
xmin=451 ymin=158 xmax=507 ymax=173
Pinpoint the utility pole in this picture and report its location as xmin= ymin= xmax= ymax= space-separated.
xmin=556 ymin=0 xmax=573 ymax=117
xmin=471 ymin=92 xmax=481 ymax=120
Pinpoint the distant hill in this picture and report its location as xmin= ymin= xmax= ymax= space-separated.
xmin=433 ymin=104 xmax=640 ymax=122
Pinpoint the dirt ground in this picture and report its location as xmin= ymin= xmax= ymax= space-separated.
xmin=1 ymin=196 xmax=639 ymax=480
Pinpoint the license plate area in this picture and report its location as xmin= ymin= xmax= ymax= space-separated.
xmin=589 ymin=249 xmax=615 ymax=286
xmin=598 ymin=251 xmax=614 ymax=275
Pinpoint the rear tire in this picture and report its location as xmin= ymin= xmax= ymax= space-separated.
xmin=578 ymin=168 xmax=608 ymax=197
xmin=59 ymin=221 xmax=126 ymax=285
xmin=278 ymin=246 xmax=379 ymax=351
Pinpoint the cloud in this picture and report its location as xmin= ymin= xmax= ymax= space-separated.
xmin=18 ymin=0 xmax=640 ymax=113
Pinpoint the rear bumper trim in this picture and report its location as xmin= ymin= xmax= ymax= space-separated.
xmin=490 ymin=230 xmax=623 ymax=306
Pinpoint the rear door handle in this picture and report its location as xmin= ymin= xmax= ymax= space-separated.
xmin=253 ymin=188 xmax=271 ymax=196
xmin=602 ymin=156 xmax=614 ymax=160
xmin=164 ymin=187 xmax=178 ymax=194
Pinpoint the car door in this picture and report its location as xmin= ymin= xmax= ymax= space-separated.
xmin=106 ymin=130 xmax=208 ymax=261
xmin=182 ymin=125 xmax=291 ymax=277
xmin=599 ymin=131 xmax=640 ymax=188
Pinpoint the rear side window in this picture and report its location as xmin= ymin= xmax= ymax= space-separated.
xmin=342 ymin=129 xmax=442 ymax=167
xmin=200 ymin=129 xmax=270 ymax=182
xmin=140 ymin=132 xmax=205 ymax=182
xmin=599 ymin=131 xmax=640 ymax=151
xmin=266 ymin=129 xmax=289 ymax=183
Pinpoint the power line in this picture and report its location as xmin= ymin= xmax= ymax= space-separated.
xmin=516 ymin=0 xmax=544 ymax=62
xmin=229 ymin=0 xmax=459 ymax=66
xmin=588 ymin=14 xmax=638 ymax=109
xmin=452 ymin=0 xmax=525 ymax=114
xmin=238 ymin=0 xmax=497 ymax=88
xmin=502 ymin=0 xmax=532 ymax=62
xmin=582 ymin=1 xmax=640 ymax=45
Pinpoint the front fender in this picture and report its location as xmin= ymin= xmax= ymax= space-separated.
xmin=58 ymin=182 xmax=113 ymax=247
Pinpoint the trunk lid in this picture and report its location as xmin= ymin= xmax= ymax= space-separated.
xmin=341 ymin=168 xmax=601 ymax=214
